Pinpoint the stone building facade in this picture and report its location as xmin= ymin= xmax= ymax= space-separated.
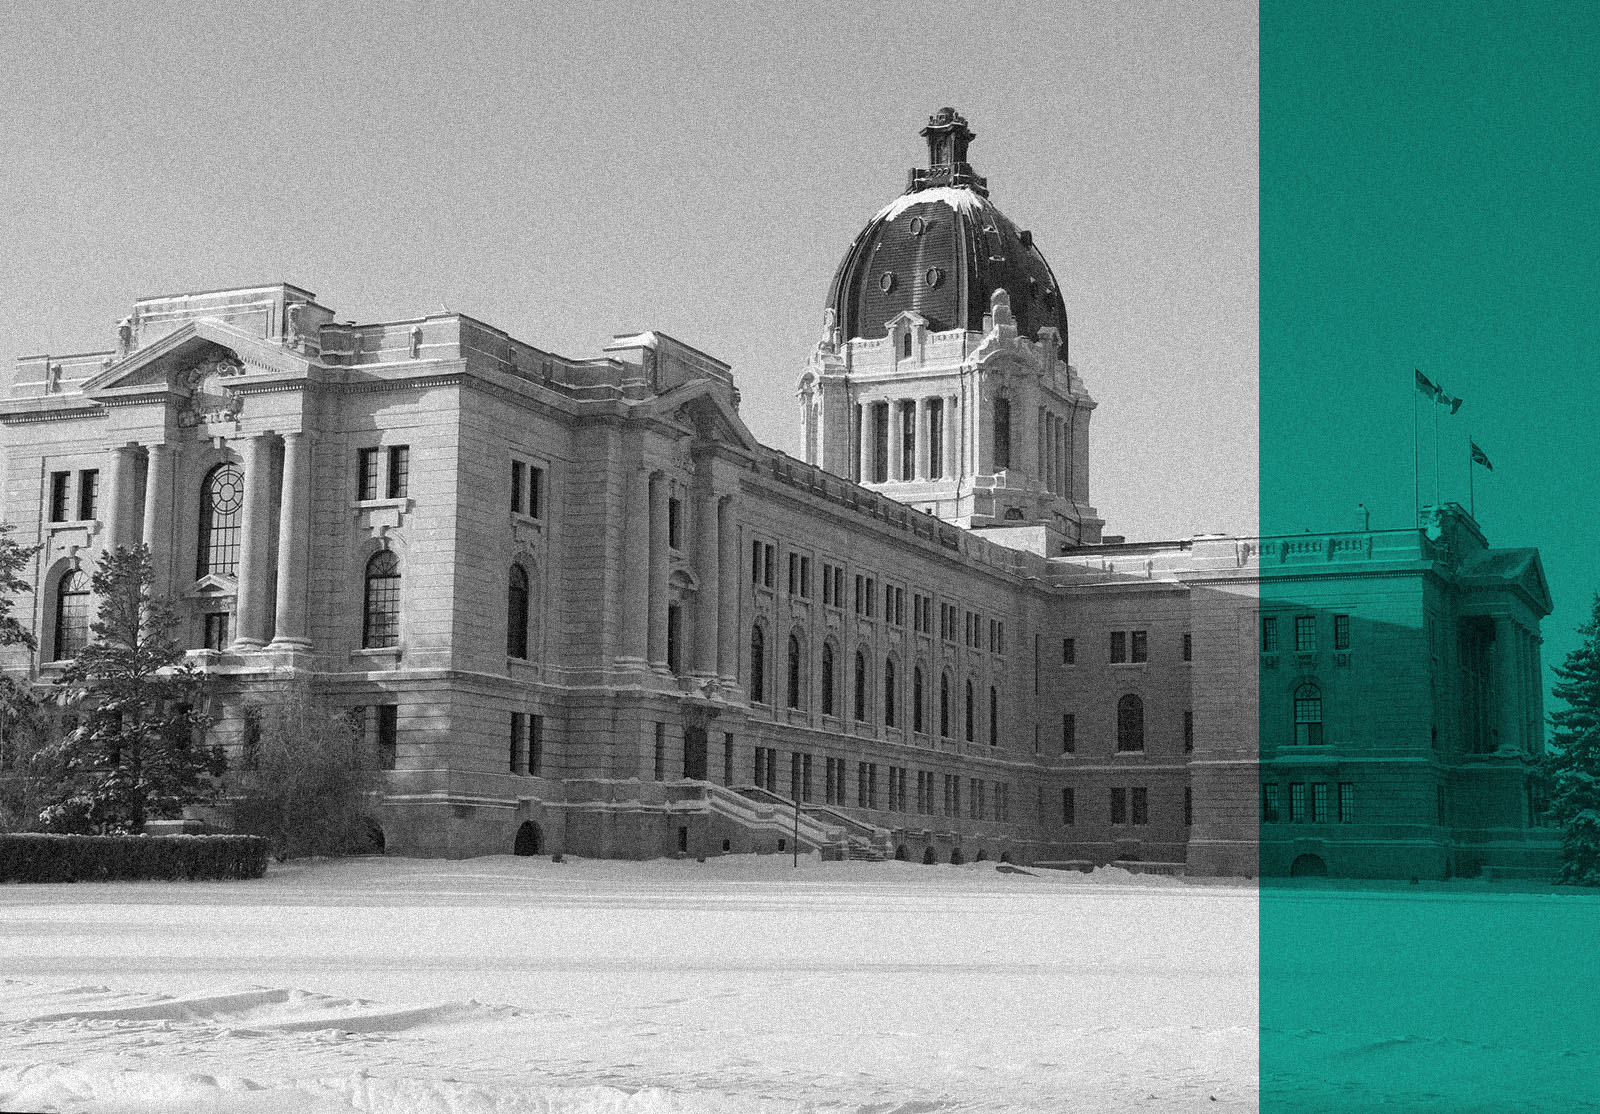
xmin=0 ymin=110 xmax=1554 ymax=878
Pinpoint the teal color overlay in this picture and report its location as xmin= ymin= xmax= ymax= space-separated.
xmin=1262 ymin=2 xmax=1600 ymax=1109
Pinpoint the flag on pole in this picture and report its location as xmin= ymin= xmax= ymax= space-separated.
xmin=1470 ymin=440 xmax=1493 ymax=471
xmin=1415 ymin=369 xmax=1463 ymax=413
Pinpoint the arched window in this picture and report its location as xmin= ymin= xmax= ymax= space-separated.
xmin=196 ymin=463 xmax=244 ymax=578
xmin=1116 ymin=694 xmax=1145 ymax=752
xmin=993 ymin=397 xmax=1011 ymax=470
xmin=506 ymin=564 xmax=530 ymax=659
xmin=964 ymin=679 xmax=975 ymax=742
xmin=362 ymin=550 xmax=402 ymax=649
xmin=821 ymin=642 xmax=836 ymax=716
xmin=913 ymin=666 xmax=925 ymax=733
xmin=902 ymin=332 xmax=912 ymax=358
xmin=854 ymin=650 xmax=869 ymax=722
xmin=787 ymin=634 xmax=803 ymax=709
xmin=884 ymin=659 xmax=898 ymax=727
xmin=940 ymin=674 xmax=951 ymax=737
xmin=749 ymin=625 xmax=766 ymax=703
xmin=1294 ymin=684 xmax=1324 ymax=746
xmin=989 ymin=685 xmax=998 ymax=747
xmin=53 ymin=570 xmax=90 ymax=661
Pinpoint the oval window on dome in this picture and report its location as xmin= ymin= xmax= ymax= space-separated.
xmin=909 ymin=216 xmax=926 ymax=237
xmin=925 ymin=267 xmax=944 ymax=288
xmin=879 ymin=272 xmax=897 ymax=293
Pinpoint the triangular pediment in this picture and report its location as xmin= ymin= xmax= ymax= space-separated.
xmin=639 ymin=379 xmax=761 ymax=453
xmin=82 ymin=317 xmax=311 ymax=397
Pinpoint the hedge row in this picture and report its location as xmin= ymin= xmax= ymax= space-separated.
xmin=0 ymin=833 xmax=270 ymax=883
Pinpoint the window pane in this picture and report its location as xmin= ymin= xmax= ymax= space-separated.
xmin=197 ymin=464 xmax=245 ymax=578
xmin=387 ymin=446 xmax=410 ymax=499
xmin=357 ymin=448 xmax=380 ymax=501
xmin=53 ymin=571 xmax=91 ymax=661
xmin=362 ymin=550 xmax=402 ymax=648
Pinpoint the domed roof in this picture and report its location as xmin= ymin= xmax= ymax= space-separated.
xmin=826 ymin=108 xmax=1069 ymax=358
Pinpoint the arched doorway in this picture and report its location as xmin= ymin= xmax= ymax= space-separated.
xmin=1289 ymin=853 xmax=1328 ymax=878
xmin=894 ymin=845 xmax=908 ymax=861
xmin=950 ymin=848 xmax=965 ymax=865
xmin=514 ymin=820 xmax=543 ymax=856
xmin=922 ymin=847 xmax=937 ymax=865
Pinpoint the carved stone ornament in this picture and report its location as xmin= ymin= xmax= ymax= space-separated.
xmin=176 ymin=354 xmax=246 ymax=427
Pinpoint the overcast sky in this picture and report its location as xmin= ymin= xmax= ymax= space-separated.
xmin=0 ymin=0 xmax=1259 ymax=542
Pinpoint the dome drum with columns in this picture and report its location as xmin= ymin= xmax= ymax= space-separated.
xmin=800 ymin=109 xmax=1102 ymax=547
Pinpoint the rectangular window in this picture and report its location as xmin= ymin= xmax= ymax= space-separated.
xmin=1110 ymin=787 xmax=1127 ymax=825
xmin=1184 ymin=710 xmax=1194 ymax=753
xmin=1338 ymin=781 xmax=1355 ymax=824
xmin=1131 ymin=786 xmax=1148 ymax=825
xmin=1261 ymin=616 xmax=1278 ymax=654
xmin=799 ymin=556 xmax=811 ymax=598
xmin=754 ymin=745 xmax=765 ymax=787
xmin=1289 ymin=782 xmax=1306 ymax=823
xmin=791 ymin=752 xmax=803 ymax=802
xmin=1110 ymin=630 xmax=1126 ymax=664
xmin=1262 ymin=782 xmax=1280 ymax=823
xmin=1061 ymin=713 xmax=1076 ymax=753
xmin=822 ymin=563 xmax=835 ymax=605
xmin=1062 ymin=786 xmax=1076 ymax=826
xmin=1311 ymin=782 xmax=1329 ymax=824
xmin=788 ymin=553 xmax=800 ymax=596
xmin=667 ymin=497 xmax=683 ymax=550
xmin=203 ymin=612 xmax=230 ymax=651
xmin=510 ymin=712 xmax=526 ymax=774
xmin=854 ymin=575 xmax=864 ymax=614
xmin=376 ymin=705 xmax=398 ymax=770
xmin=529 ymin=714 xmax=543 ymax=776
xmin=654 ymin=723 xmax=666 ymax=781
xmin=802 ymin=753 xmax=813 ymax=802
xmin=1437 ymin=783 xmax=1446 ymax=826
xmin=387 ymin=446 xmax=410 ymax=499
xmin=724 ymin=733 xmax=735 ymax=785
xmin=752 ymin=540 xmax=763 ymax=585
xmin=511 ymin=460 xmax=526 ymax=514
xmin=77 ymin=469 xmax=99 ymax=521
xmin=528 ymin=466 xmax=545 ymax=518
xmin=1062 ymin=637 xmax=1076 ymax=664
xmin=1182 ymin=632 xmax=1192 ymax=662
xmin=49 ymin=471 xmax=71 ymax=522
xmin=857 ymin=761 xmax=869 ymax=807
xmin=1130 ymin=630 xmax=1148 ymax=663
xmin=865 ymin=578 xmax=877 ymax=618
xmin=1334 ymin=613 xmax=1351 ymax=652
xmin=1295 ymin=615 xmax=1317 ymax=654
xmin=1184 ymin=787 xmax=1193 ymax=827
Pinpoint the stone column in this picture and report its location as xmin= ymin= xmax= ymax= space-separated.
xmin=230 ymin=432 xmax=277 ymax=650
xmin=619 ymin=469 xmax=651 ymax=665
xmin=942 ymin=394 xmax=959 ymax=480
xmin=693 ymin=485 xmax=719 ymax=676
xmin=856 ymin=402 xmax=872 ymax=484
xmin=887 ymin=399 xmax=904 ymax=482
xmin=1492 ymin=617 xmax=1521 ymax=752
xmin=103 ymin=442 xmax=143 ymax=550
xmin=915 ymin=398 xmax=931 ymax=480
xmin=717 ymin=495 xmax=739 ymax=680
xmin=1036 ymin=407 xmax=1048 ymax=491
xmin=140 ymin=443 xmax=174 ymax=592
xmin=646 ymin=472 xmax=670 ymax=669
xmin=268 ymin=431 xmax=313 ymax=650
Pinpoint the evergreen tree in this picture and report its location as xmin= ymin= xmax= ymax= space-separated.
xmin=1545 ymin=592 xmax=1600 ymax=885
xmin=38 ymin=545 xmax=224 ymax=834
xmin=0 ymin=522 xmax=40 ymax=650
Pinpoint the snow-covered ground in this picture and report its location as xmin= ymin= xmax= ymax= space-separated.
xmin=0 ymin=856 xmax=1257 ymax=1113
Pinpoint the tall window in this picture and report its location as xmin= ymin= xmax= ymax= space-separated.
xmin=666 ymin=603 xmax=683 ymax=673
xmin=77 ymin=469 xmax=99 ymax=521
xmin=940 ymin=674 xmax=951 ymax=737
xmin=883 ymin=659 xmax=897 ymax=727
xmin=362 ymin=550 xmax=402 ymax=648
xmin=749 ymin=626 xmax=766 ymax=703
xmin=1295 ymin=615 xmax=1317 ymax=653
xmin=964 ymin=679 xmax=975 ymax=742
xmin=821 ymin=643 xmax=836 ymax=715
xmin=387 ymin=446 xmax=410 ymax=498
xmin=1062 ymin=712 xmax=1076 ymax=753
xmin=1116 ymin=694 xmax=1145 ymax=752
xmin=506 ymin=564 xmax=530 ymax=659
xmin=1110 ymin=787 xmax=1127 ymax=825
xmin=1110 ymin=630 xmax=1126 ymax=663
xmin=993 ymin=397 xmax=1011 ymax=470
xmin=1261 ymin=616 xmax=1278 ymax=653
xmin=196 ymin=463 xmax=245 ymax=578
xmin=1293 ymin=684 xmax=1323 ymax=746
xmin=49 ymin=472 xmax=71 ymax=522
xmin=912 ymin=666 xmax=924 ymax=733
xmin=1334 ymin=614 xmax=1351 ymax=652
xmin=988 ymin=685 xmax=998 ymax=747
xmin=787 ymin=634 xmax=803 ymax=708
xmin=53 ymin=570 xmax=90 ymax=661
xmin=203 ymin=612 xmax=230 ymax=651
xmin=854 ymin=650 xmax=868 ymax=722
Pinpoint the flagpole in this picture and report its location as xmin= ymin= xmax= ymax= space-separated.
xmin=1412 ymin=383 xmax=1420 ymax=526
xmin=1432 ymin=400 xmax=1441 ymax=508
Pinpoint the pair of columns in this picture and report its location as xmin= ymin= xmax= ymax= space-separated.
xmin=1039 ymin=407 xmax=1075 ymax=497
xmin=102 ymin=431 xmax=313 ymax=652
xmin=1492 ymin=616 xmax=1541 ymax=754
xmin=855 ymin=396 xmax=956 ymax=483
xmin=621 ymin=471 xmax=737 ymax=678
